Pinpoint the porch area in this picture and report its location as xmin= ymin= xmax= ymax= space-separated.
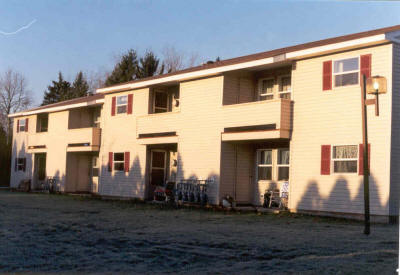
xmin=220 ymin=140 xmax=290 ymax=208
xmin=65 ymin=152 xmax=99 ymax=193
xmin=144 ymin=143 xmax=178 ymax=200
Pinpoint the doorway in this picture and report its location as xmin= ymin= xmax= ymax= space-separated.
xmin=33 ymin=153 xmax=46 ymax=189
xmin=148 ymin=150 xmax=167 ymax=198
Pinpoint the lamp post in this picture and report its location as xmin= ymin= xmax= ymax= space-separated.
xmin=361 ymin=74 xmax=387 ymax=235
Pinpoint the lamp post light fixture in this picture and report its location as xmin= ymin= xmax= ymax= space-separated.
xmin=361 ymin=74 xmax=387 ymax=235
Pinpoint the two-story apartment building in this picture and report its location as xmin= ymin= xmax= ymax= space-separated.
xmin=9 ymin=25 xmax=400 ymax=221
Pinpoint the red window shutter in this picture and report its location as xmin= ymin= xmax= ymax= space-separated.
xmin=124 ymin=152 xmax=130 ymax=172
xmin=25 ymin=118 xmax=29 ymax=132
xmin=359 ymin=144 xmax=371 ymax=175
xmin=15 ymin=158 xmax=17 ymax=172
xmin=17 ymin=120 xmax=19 ymax=133
xmin=322 ymin=60 xmax=332 ymax=91
xmin=321 ymin=145 xmax=331 ymax=175
xmin=108 ymin=152 xmax=113 ymax=172
xmin=111 ymin=97 xmax=116 ymax=116
xmin=360 ymin=54 xmax=371 ymax=84
xmin=127 ymin=94 xmax=133 ymax=114
xmin=23 ymin=158 xmax=26 ymax=172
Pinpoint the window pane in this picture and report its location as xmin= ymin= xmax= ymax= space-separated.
xmin=280 ymin=93 xmax=291 ymax=99
xmin=259 ymin=95 xmax=274 ymax=101
xmin=117 ymin=105 xmax=127 ymax=114
xmin=114 ymin=162 xmax=125 ymax=171
xmin=259 ymin=150 xmax=272 ymax=165
xmin=261 ymin=79 xmax=274 ymax=94
xmin=155 ymin=92 xmax=168 ymax=109
xmin=333 ymin=145 xmax=357 ymax=159
xmin=152 ymin=151 xmax=165 ymax=168
xmin=258 ymin=167 xmax=272 ymax=180
xmin=117 ymin=96 xmax=127 ymax=105
xmin=334 ymin=72 xmax=359 ymax=87
xmin=154 ymin=107 xmax=167 ymax=114
xmin=278 ymin=167 xmax=289 ymax=181
xmin=334 ymin=160 xmax=357 ymax=173
xmin=278 ymin=149 xmax=290 ymax=164
xmin=334 ymin=58 xmax=359 ymax=73
xmin=40 ymin=117 xmax=48 ymax=132
xmin=19 ymin=120 xmax=25 ymax=126
xmin=280 ymin=77 xmax=291 ymax=91
xmin=114 ymin=153 xmax=124 ymax=162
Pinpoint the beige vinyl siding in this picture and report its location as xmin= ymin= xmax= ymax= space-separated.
xmin=99 ymin=89 xmax=148 ymax=198
xmin=290 ymin=44 xmax=393 ymax=216
xmin=10 ymin=111 xmax=70 ymax=190
xmin=10 ymin=115 xmax=34 ymax=188
xmin=390 ymin=42 xmax=400 ymax=217
xmin=177 ymin=76 xmax=224 ymax=203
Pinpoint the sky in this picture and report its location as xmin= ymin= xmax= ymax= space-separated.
xmin=1 ymin=0 xmax=400 ymax=106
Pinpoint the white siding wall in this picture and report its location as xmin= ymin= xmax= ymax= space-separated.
xmin=290 ymin=44 xmax=393 ymax=216
xmin=98 ymin=88 xmax=148 ymax=198
xmin=10 ymin=116 xmax=33 ymax=188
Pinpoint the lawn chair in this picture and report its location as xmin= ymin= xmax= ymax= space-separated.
xmin=268 ymin=181 xmax=289 ymax=209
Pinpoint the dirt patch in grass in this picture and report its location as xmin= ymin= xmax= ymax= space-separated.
xmin=0 ymin=190 xmax=397 ymax=274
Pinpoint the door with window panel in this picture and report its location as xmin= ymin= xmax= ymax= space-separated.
xmin=148 ymin=150 xmax=167 ymax=199
xmin=154 ymin=91 xmax=169 ymax=113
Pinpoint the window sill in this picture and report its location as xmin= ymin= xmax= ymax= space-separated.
xmin=144 ymin=110 xmax=181 ymax=117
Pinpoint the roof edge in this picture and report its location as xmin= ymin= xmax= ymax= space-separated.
xmin=97 ymin=24 xmax=400 ymax=94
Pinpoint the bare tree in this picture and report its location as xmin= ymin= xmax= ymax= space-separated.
xmin=161 ymin=46 xmax=202 ymax=73
xmin=0 ymin=69 xmax=31 ymax=143
xmin=86 ymin=69 xmax=110 ymax=94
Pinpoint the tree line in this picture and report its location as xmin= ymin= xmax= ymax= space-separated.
xmin=42 ymin=47 xmax=202 ymax=106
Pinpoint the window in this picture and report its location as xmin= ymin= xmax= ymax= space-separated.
xmin=332 ymin=145 xmax=358 ymax=173
xmin=258 ymin=78 xmax=274 ymax=101
xmin=19 ymin=119 xmax=26 ymax=132
xmin=36 ymin=113 xmax=48 ymax=132
xmin=116 ymin=96 xmax=127 ymax=114
xmin=16 ymin=158 xmax=26 ymax=171
xmin=278 ymin=76 xmax=291 ymax=99
xmin=333 ymin=57 xmax=359 ymax=87
xmin=277 ymin=149 xmax=290 ymax=181
xmin=257 ymin=150 xmax=272 ymax=180
xmin=154 ymin=91 xmax=169 ymax=113
xmin=113 ymin=153 xmax=125 ymax=171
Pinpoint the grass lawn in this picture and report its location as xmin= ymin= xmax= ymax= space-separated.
xmin=0 ymin=190 xmax=397 ymax=274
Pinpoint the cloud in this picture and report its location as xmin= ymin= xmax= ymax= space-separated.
xmin=0 ymin=19 xmax=37 ymax=36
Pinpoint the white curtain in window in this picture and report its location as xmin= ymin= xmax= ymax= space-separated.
xmin=279 ymin=149 xmax=290 ymax=164
xmin=334 ymin=145 xmax=357 ymax=159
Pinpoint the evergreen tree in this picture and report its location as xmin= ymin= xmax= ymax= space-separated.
xmin=41 ymin=72 xmax=72 ymax=106
xmin=71 ymin=71 xmax=89 ymax=98
xmin=105 ymin=49 xmax=138 ymax=86
xmin=137 ymin=51 xmax=160 ymax=78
